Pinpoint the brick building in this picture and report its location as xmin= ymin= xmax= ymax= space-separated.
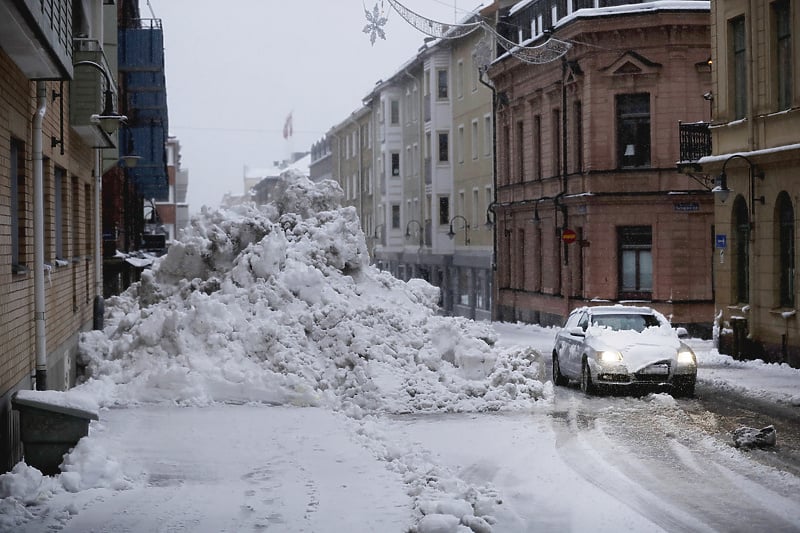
xmin=487 ymin=0 xmax=715 ymax=334
xmin=0 ymin=1 xmax=118 ymax=471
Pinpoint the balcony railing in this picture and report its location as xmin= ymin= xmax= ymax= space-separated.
xmin=0 ymin=0 xmax=72 ymax=78
xmin=678 ymin=121 xmax=712 ymax=170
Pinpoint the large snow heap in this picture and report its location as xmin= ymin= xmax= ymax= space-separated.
xmin=79 ymin=172 xmax=547 ymax=414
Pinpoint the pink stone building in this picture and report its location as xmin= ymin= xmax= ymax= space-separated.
xmin=487 ymin=1 xmax=714 ymax=334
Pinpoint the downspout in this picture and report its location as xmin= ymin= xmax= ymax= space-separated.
xmin=93 ymin=149 xmax=103 ymax=330
xmin=33 ymin=81 xmax=47 ymax=390
xmin=479 ymin=69 xmax=499 ymax=321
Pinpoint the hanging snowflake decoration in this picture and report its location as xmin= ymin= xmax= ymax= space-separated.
xmin=363 ymin=1 xmax=388 ymax=45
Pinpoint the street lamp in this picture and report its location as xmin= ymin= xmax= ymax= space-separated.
xmin=74 ymin=60 xmax=127 ymax=134
xmin=373 ymin=224 xmax=385 ymax=242
xmin=715 ymin=154 xmax=764 ymax=214
xmin=405 ymin=219 xmax=424 ymax=246
xmin=447 ymin=215 xmax=470 ymax=245
xmin=484 ymin=202 xmax=498 ymax=229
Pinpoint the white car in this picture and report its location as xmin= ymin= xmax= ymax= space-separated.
xmin=552 ymin=305 xmax=697 ymax=397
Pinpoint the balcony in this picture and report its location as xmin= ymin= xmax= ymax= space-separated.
xmin=0 ymin=0 xmax=72 ymax=79
xmin=677 ymin=121 xmax=712 ymax=173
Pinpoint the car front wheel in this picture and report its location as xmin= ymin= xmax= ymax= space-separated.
xmin=580 ymin=360 xmax=596 ymax=395
xmin=552 ymin=352 xmax=569 ymax=386
xmin=672 ymin=377 xmax=696 ymax=398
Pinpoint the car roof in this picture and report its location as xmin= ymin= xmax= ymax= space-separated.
xmin=575 ymin=305 xmax=657 ymax=316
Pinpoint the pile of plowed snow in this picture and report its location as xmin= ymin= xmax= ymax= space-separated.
xmin=78 ymin=172 xmax=548 ymax=415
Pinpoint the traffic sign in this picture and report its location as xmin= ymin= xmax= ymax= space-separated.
xmin=562 ymin=228 xmax=577 ymax=244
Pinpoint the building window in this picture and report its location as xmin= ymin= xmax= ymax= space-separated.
xmin=616 ymin=93 xmax=651 ymax=168
xmin=618 ymin=226 xmax=652 ymax=298
xmin=733 ymin=196 xmax=750 ymax=303
xmin=391 ymin=152 xmax=400 ymax=176
xmin=483 ymin=115 xmax=492 ymax=157
xmin=552 ymin=109 xmax=561 ymax=176
xmin=573 ymin=101 xmax=583 ymax=173
xmin=516 ymin=120 xmax=525 ymax=182
xmin=731 ymin=16 xmax=748 ymax=120
xmin=777 ymin=192 xmax=794 ymax=307
xmin=471 ymin=120 xmax=479 ymax=160
xmin=54 ymin=167 xmax=65 ymax=260
xmin=439 ymin=196 xmax=450 ymax=225
xmin=534 ymin=115 xmax=542 ymax=180
xmin=457 ymin=60 xmax=463 ymax=99
xmin=471 ymin=53 xmax=479 ymax=92
xmin=72 ymin=177 xmax=80 ymax=259
xmin=457 ymin=125 xmax=464 ymax=164
xmin=437 ymin=69 xmax=448 ymax=99
xmin=10 ymin=139 xmax=26 ymax=270
xmin=438 ymin=132 xmax=449 ymax=162
xmin=774 ymin=0 xmax=792 ymax=111
xmin=85 ymin=183 xmax=92 ymax=256
xmin=390 ymin=99 xmax=400 ymax=125
xmin=391 ymin=204 xmax=400 ymax=229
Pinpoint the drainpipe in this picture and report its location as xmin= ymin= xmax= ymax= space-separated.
xmin=479 ymin=70 xmax=499 ymax=321
xmin=93 ymin=149 xmax=103 ymax=330
xmin=33 ymin=81 xmax=47 ymax=390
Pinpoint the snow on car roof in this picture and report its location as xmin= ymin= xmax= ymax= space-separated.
xmin=577 ymin=305 xmax=657 ymax=316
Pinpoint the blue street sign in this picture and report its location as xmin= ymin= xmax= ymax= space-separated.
xmin=716 ymin=234 xmax=727 ymax=249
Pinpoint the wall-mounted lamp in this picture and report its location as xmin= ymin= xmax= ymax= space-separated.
xmin=484 ymin=201 xmax=498 ymax=229
xmin=711 ymin=172 xmax=731 ymax=203
xmin=716 ymin=154 xmax=765 ymax=213
xmin=373 ymin=223 xmax=385 ymax=242
xmin=447 ymin=215 xmax=470 ymax=245
xmin=74 ymin=60 xmax=127 ymax=134
xmin=405 ymin=219 xmax=423 ymax=246
xmin=119 ymin=155 xmax=142 ymax=168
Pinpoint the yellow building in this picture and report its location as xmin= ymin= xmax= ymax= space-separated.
xmin=700 ymin=0 xmax=799 ymax=366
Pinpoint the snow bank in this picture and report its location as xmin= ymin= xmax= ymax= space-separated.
xmin=76 ymin=172 xmax=547 ymax=415
xmin=0 ymin=172 xmax=548 ymax=531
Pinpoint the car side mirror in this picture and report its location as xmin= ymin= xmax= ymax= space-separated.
xmin=675 ymin=327 xmax=688 ymax=338
xmin=569 ymin=326 xmax=586 ymax=337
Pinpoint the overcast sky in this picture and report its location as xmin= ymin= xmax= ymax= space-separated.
xmin=143 ymin=0 xmax=479 ymax=213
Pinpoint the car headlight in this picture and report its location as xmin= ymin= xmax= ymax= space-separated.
xmin=677 ymin=349 xmax=696 ymax=365
xmin=599 ymin=350 xmax=623 ymax=363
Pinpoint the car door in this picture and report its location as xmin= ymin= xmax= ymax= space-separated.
xmin=559 ymin=310 xmax=586 ymax=377
xmin=565 ymin=311 xmax=589 ymax=375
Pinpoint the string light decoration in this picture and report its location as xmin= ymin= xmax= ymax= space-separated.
xmin=365 ymin=0 xmax=572 ymax=65
xmin=363 ymin=1 xmax=389 ymax=45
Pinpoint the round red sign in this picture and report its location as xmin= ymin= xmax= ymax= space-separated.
xmin=561 ymin=229 xmax=577 ymax=244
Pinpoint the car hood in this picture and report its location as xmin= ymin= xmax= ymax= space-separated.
xmin=587 ymin=328 xmax=681 ymax=371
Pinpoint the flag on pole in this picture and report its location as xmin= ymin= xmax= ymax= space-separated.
xmin=282 ymin=112 xmax=293 ymax=139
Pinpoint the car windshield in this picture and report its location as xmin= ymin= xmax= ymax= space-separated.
xmin=591 ymin=313 xmax=661 ymax=333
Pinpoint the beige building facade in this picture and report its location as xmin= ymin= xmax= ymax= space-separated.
xmin=699 ymin=0 xmax=800 ymax=366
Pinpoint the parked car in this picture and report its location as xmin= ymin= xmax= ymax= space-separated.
xmin=552 ymin=305 xmax=697 ymax=397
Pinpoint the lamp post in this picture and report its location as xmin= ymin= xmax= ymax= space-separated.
xmin=447 ymin=215 xmax=470 ymax=246
xmin=405 ymin=219 xmax=423 ymax=246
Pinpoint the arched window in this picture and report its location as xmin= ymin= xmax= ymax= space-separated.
xmin=733 ymin=196 xmax=750 ymax=304
xmin=776 ymin=192 xmax=795 ymax=307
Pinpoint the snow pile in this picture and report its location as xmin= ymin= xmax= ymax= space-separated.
xmin=0 ymin=172 xmax=548 ymax=531
xmin=76 ymin=172 xmax=547 ymax=415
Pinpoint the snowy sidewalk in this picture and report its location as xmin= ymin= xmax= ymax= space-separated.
xmin=683 ymin=337 xmax=800 ymax=406
xmin=15 ymin=405 xmax=412 ymax=533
